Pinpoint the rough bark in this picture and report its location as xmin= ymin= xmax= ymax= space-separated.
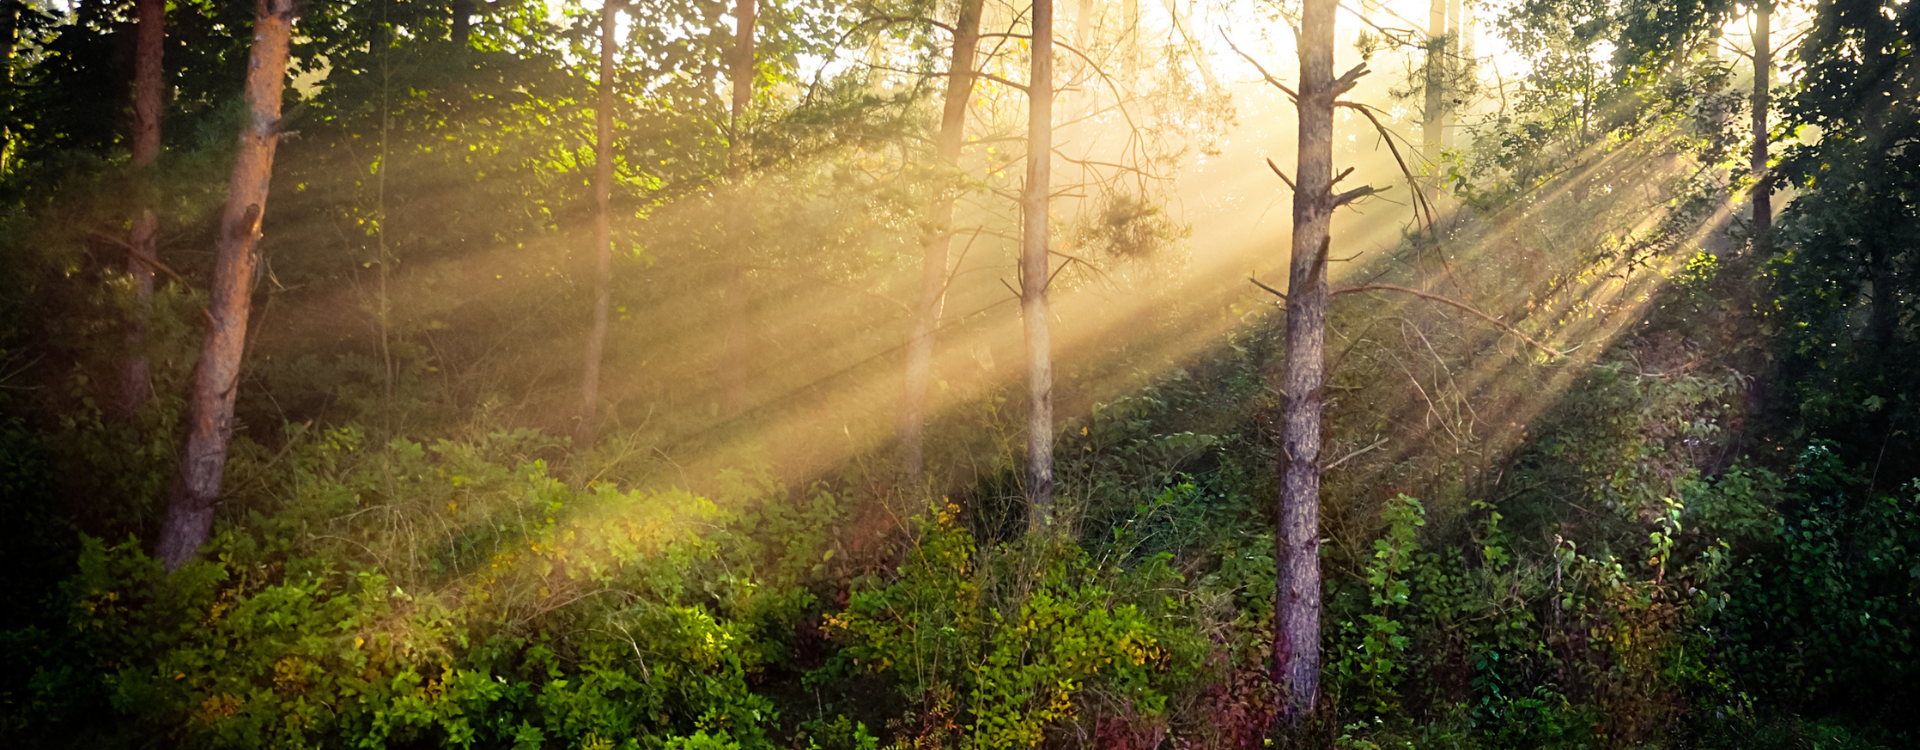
xmin=1276 ymin=0 xmax=1339 ymax=718
xmin=158 ymin=0 xmax=298 ymax=572
xmin=119 ymin=0 xmax=164 ymax=419
xmin=578 ymin=0 xmax=616 ymax=446
xmin=898 ymin=0 xmax=984 ymax=486
xmin=723 ymin=0 xmax=755 ymax=417
xmin=1023 ymin=0 xmax=1055 ymax=532
xmin=1750 ymin=0 xmax=1771 ymax=257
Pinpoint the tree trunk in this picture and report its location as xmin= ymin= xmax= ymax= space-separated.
xmin=723 ymin=0 xmax=755 ymax=417
xmin=898 ymin=0 xmax=984 ymax=486
xmin=1444 ymin=0 xmax=1460 ymax=147
xmin=157 ymin=0 xmax=298 ymax=572
xmin=1423 ymin=0 xmax=1445 ymax=163
xmin=577 ymin=0 xmax=616 ymax=446
xmin=1870 ymin=243 xmax=1895 ymax=350
xmin=452 ymin=0 xmax=473 ymax=47
xmin=1023 ymin=0 xmax=1055 ymax=532
xmin=1750 ymin=0 xmax=1771 ymax=257
xmin=1 ymin=0 xmax=16 ymax=171
xmin=119 ymin=0 xmax=164 ymax=419
xmin=1275 ymin=0 xmax=1338 ymax=718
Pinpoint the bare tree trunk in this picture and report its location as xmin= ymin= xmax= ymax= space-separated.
xmin=452 ymin=0 xmax=473 ymax=47
xmin=0 ymin=0 xmax=16 ymax=172
xmin=157 ymin=0 xmax=298 ymax=572
xmin=1423 ymin=0 xmax=1445 ymax=163
xmin=1870 ymin=244 xmax=1895 ymax=350
xmin=1276 ymin=0 xmax=1339 ymax=718
xmin=577 ymin=0 xmax=617 ymax=446
xmin=1023 ymin=0 xmax=1055 ymax=533
xmin=898 ymin=0 xmax=985 ymax=485
xmin=1444 ymin=0 xmax=1460 ymax=147
xmin=723 ymin=0 xmax=755 ymax=417
xmin=119 ymin=0 xmax=164 ymax=419
xmin=1750 ymin=0 xmax=1771 ymax=257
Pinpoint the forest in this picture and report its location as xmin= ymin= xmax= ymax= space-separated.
xmin=0 ymin=0 xmax=1914 ymax=746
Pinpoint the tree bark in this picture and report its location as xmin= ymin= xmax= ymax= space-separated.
xmin=723 ymin=0 xmax=755 ymax=417
xmin=119 ymin=0 xmax=164 ymax=419
xmin=578 ymin=0 xmax=617 ymax=446
xmin=1749 ymin=0 xmax=1771 ymax=257
xmin=1276 ymin=0 xmax=1339 ymax=718
xmin=157 ymin=0 xmax=298 ymax=572
xmin=898 ymin=0 xmax=984 ymax=486
xmin=1023 ymin=0 xmax=1055 ymax=532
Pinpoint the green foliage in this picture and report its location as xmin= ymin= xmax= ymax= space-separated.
xmin=1706 ymin=443 xmax=1920 ymax=726
xmin=824 ymin=504 xmax=1191 ymax=748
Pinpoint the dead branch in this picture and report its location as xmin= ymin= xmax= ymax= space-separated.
xmin=1324 ymin=436 xmax=1388 ymax=471
xmin=1249 ymin=275 xmax=1288 ymax=301
xmin=1266 ymin=158 xmax=1297 ymax=191
xmin=1332 ymin=283 xmax=1567 ymax=357
xmin=87 ymin=230 xmax=191 ymax=287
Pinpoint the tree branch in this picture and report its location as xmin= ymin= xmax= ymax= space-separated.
xmin=1323 ymin=436 xmax=1387 ymax=471
xmin=1331 ymin=184 xmax=1385 ymax=208
xmin=1219 ymin=30 xmax=1298 ymax=101
xmin=1248 ymin=275 xmax=1287 ymax=301
xmin=1267 ymin=158 xmax=1297 ymax=191
xmin=87 ymin=230 xmax=191 ymax=288
xmin=1331 ymin=283 xmax=1567 ymax=357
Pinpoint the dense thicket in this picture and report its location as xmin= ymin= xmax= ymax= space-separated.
xmin=0 ymin=0 xmax=1914 ymax=747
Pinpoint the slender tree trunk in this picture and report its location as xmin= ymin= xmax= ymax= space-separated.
xmin=1023 ymin=0 xmax=1055 ymax=532
xmin=119 ymin=0 xmax=164 ymax=419
xmin=1750 ymin=0 xmax=1771 ymax=257
xmin=1 ymin=0 xmax=16 ymax=172
xmin=723 ymin=0 xmax=755 ymax=417
xmin=1870 ymin=244 xmax=1895 ymax=350
xmin=1275 ymin=0 xmax=1338 ymax=718
xmin=452 ymin=0 xmax=473 ymax=47
xmin=578 ymin=0 xmax=616 ymax=446
xmin=157 ymin=0 xmax=298 ymax=572
xmin=898 ymin=0 xmax=985 ymax=485
xmin=1444 ymin=0 xmax=1460 ymax=147
xmin=1423 ymin=0 xmax=1445 ymax=163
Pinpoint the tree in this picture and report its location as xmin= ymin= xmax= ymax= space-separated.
xmin=1275 ymin=0 xmax=1373 ymax=716
xmin=156 ymin=0 xmax=300 ymax=572
xmin=1749 ymin=0 xmax=1771 ymax=257
xmin=723 ymin=0 xmax=756 ymax=417
xmin=118 ymin=0 xmax=164 ymax=418
xmin=898 ymin=0 xmax=985 ymax=487
xmin=1022 ymin=0 xmax=1056 ymax=532
xmin=1424 ymin=0 xmax=1446 ymax=162
xmin=578 ymin=0 xmax=619 ymax=445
